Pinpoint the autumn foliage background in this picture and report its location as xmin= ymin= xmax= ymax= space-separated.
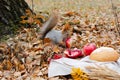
xmin=0 ymin=0 xmax=120 ymax=80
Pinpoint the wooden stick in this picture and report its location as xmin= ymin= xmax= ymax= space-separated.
xmin=110 ymin=0 xmax=120 ymax=36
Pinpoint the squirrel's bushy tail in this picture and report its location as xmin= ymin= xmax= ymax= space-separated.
xmin=40 ymin=12 xmax=58 ymax=39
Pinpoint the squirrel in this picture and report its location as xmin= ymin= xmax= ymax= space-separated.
xmin=39 ymin=12 xmax=71 ymax=45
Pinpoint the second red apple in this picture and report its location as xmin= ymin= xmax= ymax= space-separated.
xmin=83 ymin=43 xmax=96 ymax=56
xmin=65 ymin=37 xmax=72 ymax=48
xmin=64 ymin=48 xmax=83 ymax=58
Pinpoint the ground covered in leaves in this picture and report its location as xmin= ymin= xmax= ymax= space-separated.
xmin=0 ymin=0 xmax=120 ymax=80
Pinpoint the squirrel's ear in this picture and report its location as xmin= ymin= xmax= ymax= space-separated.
xmin=62 ymin=22 xmax=73 ymax=37
xmin=51 ymin=10 xmax=59 ymax=20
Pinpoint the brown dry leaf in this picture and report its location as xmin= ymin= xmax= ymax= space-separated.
xmin=32 ymin=40 xmax=42 ymax=46
xmin=62 ymin=22 xmax=71 ymax=33
xmin=25 ymin=9 xmax=32 ymax=16
xmin=64 ymin=11 xmax=75 ymax=16
xmin=71 ymin=19 xmax=80 ymax=24
xmin=20 ymin=20 xmax=28 ymax=24
xmin=3 ymin=60 xmax=12 ymax=70
xmin=34 ymin=15 xmax=45 ymax=19
xmin=34 ymin=47 xmax=43 ymax=52
xmin=49 ymin=77 xmax=60 ymax=80
xmin=26 ymin=56 xmax=33 ymax=64
xmin=34 ymin=19 xmax=41 ymax=24
xmin=85 ymin=19 xmax=90 ymax=25
xmin=0 ymin=43 xmax=9 ymax=54
xmin=27 ymin=17 xmax=34 ymax=24
xmin=14 ymin=71 xmax=21 ymax=77
xmin=20 ymin=16 xmax=26 ymax=19
xmin=13 ymin=58 xmax=20 ymax=67
xmin=53 ymin=45 xmax=60 ymax=53
xmin=43 ymin=43 xmax=52 ymax=48
xmin=0 ymin=64 xmax=3 ymax=70
xmin=18 ymin=64 xmax=25 ymax=71
xmin=29 ymin=47 xmax=43 ymax=52
xmin=43 ymin=38 xmax=51 ymax=43
xmin=31 ymin=66 xmax=40 ymax=77
xmin=31 ymin=76 xmax=45 ymax=80
xmin=1 ymin=78 xmax=7 ymax=80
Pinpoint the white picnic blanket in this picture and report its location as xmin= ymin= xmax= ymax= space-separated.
xmin=48 ymin=56 xmax=120 ymax=77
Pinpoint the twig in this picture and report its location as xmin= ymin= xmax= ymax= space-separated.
xmin=110 ymin=0 xmax=120 ymax=36
xmin=31 ymin=0 xmax=34 ymax=12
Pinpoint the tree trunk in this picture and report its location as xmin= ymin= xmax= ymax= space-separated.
xmin=0 ymin=0 xmax=31 ymax=39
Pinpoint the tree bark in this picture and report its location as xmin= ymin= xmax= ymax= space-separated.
xmin=0 ymin=0 xmax=31 ymax=39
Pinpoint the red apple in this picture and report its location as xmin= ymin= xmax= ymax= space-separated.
xmin=83 ymin=43 xmax=96 ymax=56
xmin=65 ymin=38 xmax=72 ymax=48
xmin=47 ymin=54 xmax=62 ymax=63
xmin=53 ymin=54 xmax=62 ymax=59
xmin=64 ymin=48 xmax=83 ymax=58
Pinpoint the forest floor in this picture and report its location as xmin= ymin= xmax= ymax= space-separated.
xmin=0 ymin=0 xmax=120 ymax=80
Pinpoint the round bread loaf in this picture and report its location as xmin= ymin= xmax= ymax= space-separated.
xmin=89 ymin=47 xmax=120 ymax=62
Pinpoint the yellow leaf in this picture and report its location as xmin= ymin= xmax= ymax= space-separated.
xmin=71 ymin=67 xmax=89 ymax=80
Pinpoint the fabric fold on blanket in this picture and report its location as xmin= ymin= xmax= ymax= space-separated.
xmin=48 ymin=56 xmax=120 ymax=77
